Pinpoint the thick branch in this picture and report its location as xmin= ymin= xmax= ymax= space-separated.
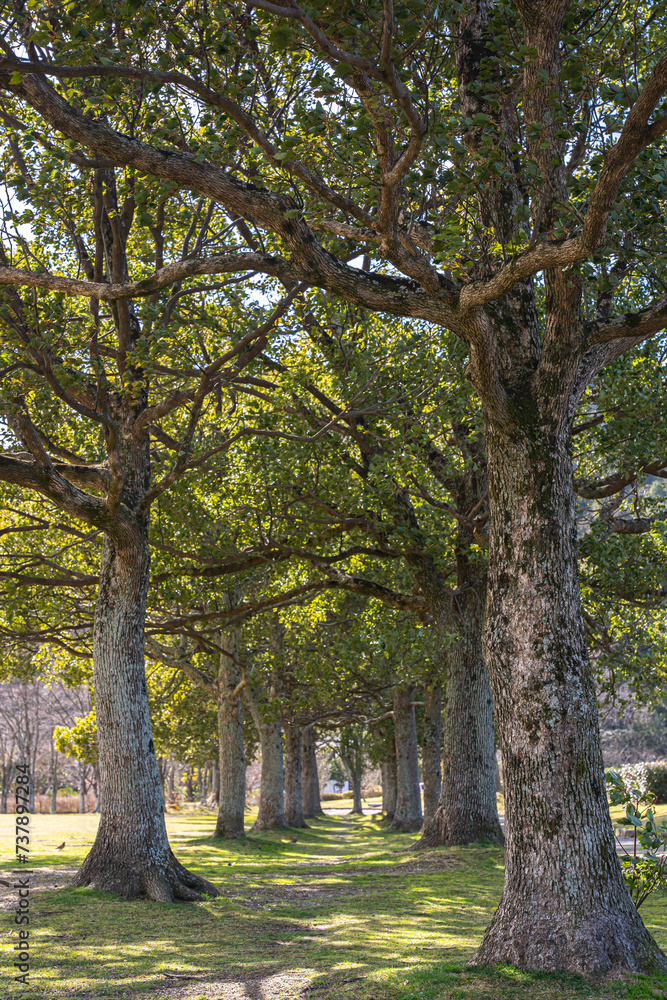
xmin=322 ymin=564 xmax=426 ymax=613
xmin=144 ymin=637 xmax=215 ymax=694
xmin=0 ymin=453 xmax=135 ymax=538
xmin=0 ymin=67 xmax=454 ymax=325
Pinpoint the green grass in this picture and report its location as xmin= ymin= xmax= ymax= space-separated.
xmin=1 ymin=811 xmax=666 ymax=999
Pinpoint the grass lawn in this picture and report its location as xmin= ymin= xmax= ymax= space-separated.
xmin=1 ymin=811 xmax=666 ymax=1000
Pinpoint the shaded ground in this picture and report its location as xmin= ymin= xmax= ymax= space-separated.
xmin=0 ymin=812 xmax=665 ymax=1000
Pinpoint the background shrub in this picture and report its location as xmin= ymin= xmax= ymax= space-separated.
xmin=608 ymin=761 xmax=667 ymax=804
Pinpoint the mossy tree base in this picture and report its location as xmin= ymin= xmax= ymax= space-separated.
xmin=73 ymin=847 xmax=219 ymax=902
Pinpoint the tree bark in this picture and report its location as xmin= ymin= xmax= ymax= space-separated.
xmin=79 ymin=762 xmax=85 ymax=814
xmin=418 ymin=596 xmax=503 ymax=848
xmin=351 ymin=773 xmax=363 ymax=814
xmin=28 ymin=745 xmax=35 ymax=812
xmin=211 ymin=761 xmax=219 ymax=804
xmin=284 ymin=721 xmax=306 ymax=827
xmin=94 ymin=764 xmax=101 ymax=813
xmin=381 ymin=759 xmax=397 ymax=822
xmin=167 ymin=757 xmax=176 ymax=805
xmin=472 ymin=423 xmax=667 ymax=975
xmin=0 ymin=760 xmax=11 ymax=813
xmin=214 ymin=633 xmax=246 ymax=838
xmin=340 ymin=742 xmax=364 ymax=814
xmin=421 ymin=682 xmax=442 ymax=828
xmin=251 ymin=714 xmax=286 ymax=830
xmin=50 ymin=741 xmax=57 ymax=814
xmin=301 ymin=725 xmax=322 ymax=818
xmin=390 ymin=685 xmax=422 ymax=832
xmin=72 ymin=534 xmax=217 ymax=901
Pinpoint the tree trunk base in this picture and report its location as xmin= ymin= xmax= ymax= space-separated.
xmin=214 ymin=817 xmax=245 ymax=839
xmin=72 ymin=848 xmax=218 ymax=902
xmin=415 ymin=803 xmax=504 ymax=849
xmin=471 ymin=894 xmax=667 ymax=978
xmin=251 ymin=817 xmax=287 ymax=831
xmin=389 ymin=815 xmax=422 ymax=832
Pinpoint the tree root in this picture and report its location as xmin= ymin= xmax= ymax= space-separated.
xmin=389 ymin=816 xmax=423 ymax=832
xmin=413 ymin=804 xmax=504 ymax=850
xmin=71 ymin=848 xmax=219 ymax=902
xmin=471 ymin=896 xmax=667 ymax=978
xmin=251 ymin=818 xmax=287 ymax=831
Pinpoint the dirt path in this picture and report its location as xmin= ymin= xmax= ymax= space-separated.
xmin=0 ymin=866 xmax=79 ymax=911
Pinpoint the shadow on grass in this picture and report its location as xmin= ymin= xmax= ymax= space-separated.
xmin=373 ymin=961 xmax=667 ymax=1000
xmin=4 ymin=813 xmax=667 ymax=999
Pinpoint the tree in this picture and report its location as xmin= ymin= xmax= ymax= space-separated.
xmin=148 ymin=628 xmax=248 ymax=837
xmin=4 ymin=0 xmax=667 ymax=970
xmin=0 ymin=134 xmax=294 ymax=897
xmin=254 ymin=299 xmax=502 ymax=846
xmin=301 ymin=724 xmax=323 ymax=818
xmin=338 ymin=724 xmax=366 ymax=814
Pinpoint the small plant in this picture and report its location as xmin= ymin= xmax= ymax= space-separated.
xmin=606 ymin=769 xmax=667 ymax=908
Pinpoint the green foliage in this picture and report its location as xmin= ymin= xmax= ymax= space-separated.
xmin=607 ymin=770 xmax=667 ymax=908
xmin=576 ymin=340 xmax=667 ymax=709
xmin=54 ymin=711 xmax=98 ymax=764
xmin=612 ymin=762 xmax=667 ymax=807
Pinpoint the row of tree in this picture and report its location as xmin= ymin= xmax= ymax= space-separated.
xmin=2 ymin=0 xmax=667 ymax=977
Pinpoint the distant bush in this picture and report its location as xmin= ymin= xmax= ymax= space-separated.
xmin=609 ymin=762 xmax=667 ymax=804
xmin=321 ymin=792 xmax=348 ymax=801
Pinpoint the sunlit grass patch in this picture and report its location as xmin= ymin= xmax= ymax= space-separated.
xmin=0 ymin=812 xmax=665 ymax=999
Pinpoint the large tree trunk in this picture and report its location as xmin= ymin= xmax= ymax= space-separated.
xmin=94 ymin=764 xmax=101 ymax=813
xmin=421 ymin=681 xmax=442 ymax=828
xmin=252 ymin=718 xmax=286 ymax=831
xmin=214 ymin=634 xmax=246 ymax=838
xmin=381 ymin=759 xmax=397 ymax=821
xmin=211 ymin=761 xmax=219 ymax=805
xmin=380 ymin=728 xmax=397 ymax=822
xmin=418 ymin=597 xmax=503 ymax=848
xmin=390 ymin=685 xmax=422 ymax=832
xmin=340 ymin=744 xmax=364 ymax=814
xmin=72 ymin=535 xmax=217 ymax=901
xmin=473 ymin=424 xmax=666 ymax=975
xmin=301 ymin=725 xmax=322 ymax=818
xmin=350 ymin=773 xmax=363 ymax=814
xmin=284 ymin=721 xmax=307 ymax=827
xmin=284 ymin=726 xmax=305 ymax=827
